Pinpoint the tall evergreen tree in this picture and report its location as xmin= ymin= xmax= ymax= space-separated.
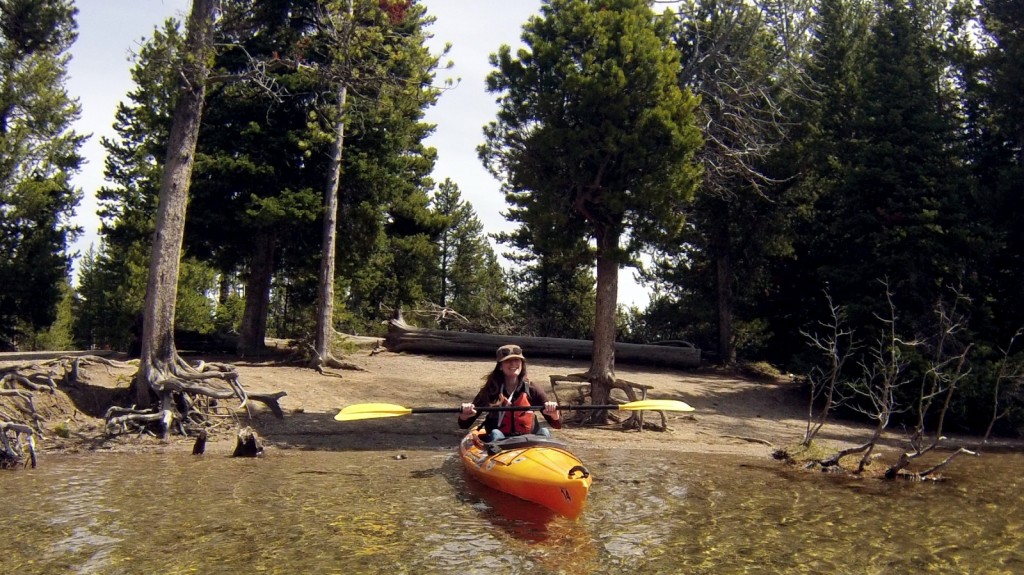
xmin=756 ymin=0 xmax=873 ymax=362
xmin=300 ymin=1 xmax=448 ymax=342
xmin=432 ymin=178 xmax=511 ymax=329
xmin=649 ymin=0 xmax=812 ymax=363
xmin=135 ymin=0 xmax=218 ymax=408
xmin=189 ymin=0 xmax=327 ymax=355
xmin=0 ymin=0 xmax=83 ymax=349
xmin=820 ymin=0 xmax=974 ymax=333
xmin=300 ymin=0 xmax=443 ymax=366
xmin=480 ymin=0 xmax=703 ymax=411
xmin=495 ymin=205 xmax=596 ymax=339
xmin=974 ymin=0 xmax=1024 ymax=340
xmin=82 ymin=19 xmax=218 ymax=352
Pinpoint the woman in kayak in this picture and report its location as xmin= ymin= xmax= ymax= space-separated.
xmin=458 ymin=344 xmax=562 ymax=441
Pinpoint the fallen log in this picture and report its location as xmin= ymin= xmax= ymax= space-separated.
xmin=384 ymin=319 xmax=700 ymax=368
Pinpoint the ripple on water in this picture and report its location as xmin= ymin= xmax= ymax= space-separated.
xmin=2 ymin=447 xmax=1023 ymax=574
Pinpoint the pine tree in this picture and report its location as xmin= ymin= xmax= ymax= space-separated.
xmin=480 ymin=0 xmax=703 ymax=411
xmin=83 ymin=19 xmax=217 ymax=352
xmin=188 ymin=0 xmax=327 ymax=354
xmin=649 ymin=0 xmax=813 ymax=363
xmin=306 ymin=0 xmax=444 ymax=347
xmin=134 ymin=0 xmax=218 ymax=408
xmin=0 ymin=0 xmax=84 ymax=349
xmin=821 ymin=0 xmax=974 ymax=332
xmin=432 ymin=178 xmax=510 ymax=329
xmin=975 ymin=0 xmax=1024 ymax=339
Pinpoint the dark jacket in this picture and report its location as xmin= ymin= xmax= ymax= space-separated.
xmin=457 ymin=379 xmax=563 ymax=434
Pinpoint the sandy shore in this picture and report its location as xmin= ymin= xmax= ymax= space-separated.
xmin=5 ymin=349 xmax=1017 ymax=460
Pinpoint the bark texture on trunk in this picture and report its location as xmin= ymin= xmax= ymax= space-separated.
xmin=716 ymin=250 xmax=735 ymax=365
xmin=238 ymin=233 xmax=275 ymax=356
xmin=136 ymin=0 xmax=217 ymax=407
xmin=588 ymin=248 xmax=620 ymax=413
xmin=313 ymin=82 xmax=347 ymax=369
xmin=313 ymin=1 xmax=354 ymax=370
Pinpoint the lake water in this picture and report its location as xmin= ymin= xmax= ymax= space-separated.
xmin=3 ymin=446 xmax=1022 ymax=574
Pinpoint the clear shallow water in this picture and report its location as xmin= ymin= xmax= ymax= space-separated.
xmin=2 ymin=447 xmax=1022 ymax=574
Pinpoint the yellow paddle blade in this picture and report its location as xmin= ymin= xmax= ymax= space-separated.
xmin=335 ymin=403 xmax=413 ymax=421
xmin=617 ymin=399 xmax=695 ymax=412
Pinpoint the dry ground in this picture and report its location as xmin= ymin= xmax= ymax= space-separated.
xmin=4 ymin=345 xmax=1017 ymax=461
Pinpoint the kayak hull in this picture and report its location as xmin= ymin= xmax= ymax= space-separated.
xmin=458 ymin=430 xmax=592 ymax=519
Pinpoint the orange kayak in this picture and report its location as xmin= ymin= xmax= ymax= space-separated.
xmin=458 ymin=429 xmax=592 ymax=520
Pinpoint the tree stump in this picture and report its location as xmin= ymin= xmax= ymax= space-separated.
xmin=192 ymin=429 xmax=208 ymax=455
xmin=232 ymin=426 xmax=264 ymax=457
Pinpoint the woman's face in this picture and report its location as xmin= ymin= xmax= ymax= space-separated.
xmin=500 ymin=358 xmax=523 ymax=379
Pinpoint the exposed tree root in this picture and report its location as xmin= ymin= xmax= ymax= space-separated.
xmin=0 ymin=421 xmax=36 ymax=468
xmin=112 ymin=356 xmax=287 ymax=439
xmin=721 ymin=435 xmax=774 ymax=447
xmin=884 ymin=446 xmax=977 ymax=480
xmin=1 ymin=355 xmax=131 ymax=469
xmin=302 ymin=343 xmax=364 ymax=376
xmin=0 ymin=352 xmax=287 ymax=454
xmin=772 ymin=440 xmax=975 ymax=481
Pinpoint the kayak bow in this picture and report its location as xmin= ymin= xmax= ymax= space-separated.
xmin=458 ymin=429 xmax=592 ymax=520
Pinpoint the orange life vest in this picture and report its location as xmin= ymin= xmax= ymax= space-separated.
xmin=496 ymin=384 xmax=535 ymax=436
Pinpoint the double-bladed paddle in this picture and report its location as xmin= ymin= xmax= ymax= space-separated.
xmin=334 ymin=399 xmax=694 ymax=421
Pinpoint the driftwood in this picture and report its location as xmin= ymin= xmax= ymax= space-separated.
xmin=0 ymin=421 xmax=36 ymax=468
xmin=1 ymin=353 xmax=285 ymax=449
xmin=384 ymin=319 xmax=700 ymax=368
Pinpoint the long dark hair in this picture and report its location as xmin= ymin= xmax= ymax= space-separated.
xmin=479 ymin=360 xmax=529 ymax=405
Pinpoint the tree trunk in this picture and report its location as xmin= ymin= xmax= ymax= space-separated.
xmin=716 ymin=247 xmax=735 ymax=365
xmin=313 ymin=80 xmax=347 ymax=369
xmin=237 ymin=232 xmax=275 ymax=356
xmin=135 ymin=0 xmax=217 ymax=408
xmin=587 ymin=231 xmax=621 ymax=423
xmin=218 ymin=275 xmax=230 ymax=305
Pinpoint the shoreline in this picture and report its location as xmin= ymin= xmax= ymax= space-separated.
xmin=4 ymin=350 xmax=1021 ymax=462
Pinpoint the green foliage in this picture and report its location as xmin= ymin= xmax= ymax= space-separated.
xmin=971 ymin=0 xmax=1024 ymax=345
xmin=20 ymin=278 xmax=75 ymax=351
xmin=482 ymin=0 xmax=702 ymax=257
xmin=213 ymin=292 xmax=245 ymax=334
xmin=509 ymin=252 xmax=597 ymax=339
xmin=52 ymin=421 xmax=70 ymax=438
xmin=73 ymin=243 xmax=146 ymax=351
xmin=190 ymin=0 xmax=327 ymax=276
xmin=267 ymin=270 xmax=318 ymax=338
xmin=95 ymin=19 xmax=181 ymax=255
xmin=481 ymin=0 xmax=702 ymax=353
xmin=73 ymin=241 xmax=222 ymax=351
xmin=643 ymin=0 xmax=815 ymax=364
xmin=0 ymin=0 xmax=83 ymax=349
xmin=174 ymin=260 xmax=218 ymax=333
xmin=85 ymin=1 xmax=445 ymax=347
xmin=431 ymin=178 xmax=512 ymax=329
xmin=319 ymin=1 xmax=447 ymax=329
xmin=739 ymin=361 xmax=785 ymax=382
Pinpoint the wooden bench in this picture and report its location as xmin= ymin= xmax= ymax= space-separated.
xmin=549 ymin=374 xmax=665 ymax=430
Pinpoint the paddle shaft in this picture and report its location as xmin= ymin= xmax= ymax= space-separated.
xmin=412 ymin=404 xmax=626 ymax=415
xmin=336 ymin=398 xmax=691 ymax=421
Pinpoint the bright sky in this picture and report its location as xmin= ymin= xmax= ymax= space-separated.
xmin=66 ymin=0 xmax=650 ymax=308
